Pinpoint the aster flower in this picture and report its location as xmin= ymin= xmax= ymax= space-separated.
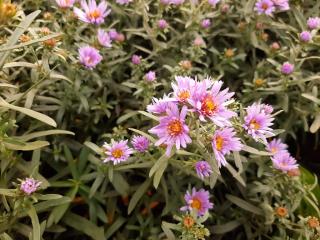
xmin=208 ymin=0 xmax=220 ymax=7
xmin=78 ymin=46 xmax=102 ymax=69
xmin=243 ymin=102 xmax=274 ymax=143
xmin=147 ymin=95 xmax=176 ymax=115
xmin=195 ymin=161 xmax=213 ymax=179
xmin=116 ymin=0 xmax=132 ymax=5
xmin=180 ymin=188 xmax=213 ymax=216
xmin=194 ymin=36 xmax=205 ymax=47
xmin=212 ymin=128 xmax=242 ymax=167
xmin=20 ymin=177 xmax=41 ymax=195
xmin=272 ymin=0 xmax=289 ymax=10
xmin=149 ymin=103 xmax=192 ymax=156
xmin=281 ymin=62 xmax=294 ymax=75
xmin=108 ymin=29 xmax=119 ymax=40
xmin=103 ymin=140 xmax=133 ymax=165
xmin=145 ymin=71 xmax=156 ymax=82
xmin=158 ymin=19 xmax=168 ymax=29
xmin=307 ymin=17 xmax=320 ymax=30
xmin=170 ymin=0 xmax=185 ymax=5
xmin=74 ymin=0 xmax=111 ymax=25
xmin=254 ymin=0 xmax=275 ymax=16
xmin=266 ymin=138 xmax=288 ymax=155
xmin=271 ymin=151 xmax=298 ymax=172
xmin=97 ymin=29 xmax=112 ymax=47
xmin=300 ymin=31 xmax=312 ymax=42
xmin=55 ymin=0 xmax=76 ymax=8
xmin=189 ymin=80 xmax=236 ymax=127
xmin=131 ymin=135 xmax=150 ymax=152
xmin=201 ymin=19 xmax=211 ymax=28
xmin=171 ymin=76 xmax=196 ymax=102
xmin=131 ymin=54 xmax=141 ymax=65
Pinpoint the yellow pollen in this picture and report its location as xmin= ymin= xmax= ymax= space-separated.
xmin=88 ymin=9 xmax=101 ymax=19
xmin=178 ymin=90 xmax=190 ymax=101
xmin=111 ymin=148 xmax=123 ymax=159
xmin=201 ymin=95 xmax=217 ymax=116
xmin=215 ymin=136 xmax=224 ymax=151
xmin=167 ymin=120 xmax=183 ymax=136
xmin=191 ymin=198 xmax=202 ymax=210
xmin=249 ymin=119 xmax=260 ymax=130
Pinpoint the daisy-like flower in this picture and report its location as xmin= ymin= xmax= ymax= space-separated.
xmin=212 ymin=128 xmax=242 ymax=167
xmin=300 ymin=31 xmax=312 ymax=42
xmin=266 ymin=138 xmax=288 ymax=155
xmin=272 ymin=0 xmax=289 ymax=10
xmin=131 ymin=135 xmax=150 ymax=152
xmin=180 ymin=188 xmax=213 ymax=216
xmin=20 ymin=178 xmax=41 ymax=195
xmin=271 ymin=151 xmax=298 ymax=172
xmin=78 ymin=46 xmax=102 ymax=69
xmin=254 ymin=0 xmax=275 ymax=16
xmin=172 ymin=76 xmax=196 ymax=102
xmin=189 ymin=80 xmax=236 ymax=127
xmin=74 ymin=0 xmax=111 ymax=25
xmin=103 ymin=140 xmax=133 ymax=164
xmin=149 ymin=103 xmax=192 ymax=156
xmin=195 ymin=161 xmax=213 ymax=179
xmin=307 ymin=17 xmax=320 ymax=30
xmin=55 ymin=0 xmax=76 ymax=8
xmin=147 ymin=95 xmax=175 ymax=115
xmin=97 ymin=29 xmax=112 ymax=47
xmin=243 ymin=102 xmax=274 ymax=143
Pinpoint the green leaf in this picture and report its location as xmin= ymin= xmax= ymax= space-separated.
xmin=212 ymin=220 xmax=242 ymax=234
xmin=242 ymin=145 xmax=271 ymax=156
xmin=138 ymin=110 xmax=159 ymax=121
xmin=310 ymin=114 xmax=320 ymax=133
xmin=161 ymin=222 xmax=176 ymax=240
xmin=149 ymin=153 xmax=169 ymax=177
xmin=3 ymin=140 xmax=49 ymax=151
xmin=128 ymin=178 xmax=151 ymax=214
xmin=128 ymin=128 xmax=156 ymax=142
xmin=302 ymin=93 xmax=320 ymax=105
xmin=226 ymin=194 xmax=263 ymax=215
xmin=84 ymin=141 xmax=103 ymax=155
xmin=27 ymin=206 xmax=41 ymax=240
xmin=153 ymin=159 xmax=168 ymax=189
xmin=0 ymin=189 xmax=17 ymax=197
xmin=16 ymin=130 xmax=74 ymax=141
xmin=116 ymin=111 xmax=138 ymax=124
xmin=111 ymin=172 xmax=129 ymax=196
xmin=105 ymin=217 xmax=126 ymax=239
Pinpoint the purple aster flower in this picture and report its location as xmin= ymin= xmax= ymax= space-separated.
xmin=212 ymin=128 xmax=242 ymax=167
xmin=180 ymin=188 xmax=213 ymax=216
xmin=172 ymin=76 xmax=196 ymax=102
xmin=145 ymin=71 xmax=156 ymax=82
xmin=300 ymin=31 xmax=312 ymax=42
xmin=195 ymin=161 xmax=213 ymax=179
xmin=189 ymin=80 xmax=236 ymax=127
xmin=149 ymin=103 xmax=192 ymax=156
xmin=55 ymin=0 xmax=76 ymax=8
xmin=201 ymin=19 xmax=211 ymax=28
xmin=131 ymin=54 xmax=141 ymax=65
xmin=97 ymin=29 xmax=112 ymax=47
xmin=103 ymin=140 xmax=133 ymax=165
xmin=78 ymin=46 xmax=102 ymax=69
xmin=243 ymin=102 xmax=275 ymax=143
xmin=116 ymin=0 xmax=132 ymax=5
xmin=108 ymin=29 xmax=119 ymax=40
xmin=20 ymin=178 xmax=41 ymax=195
xmin=74 ymin=0 xmax=111 ymax=25
xmin=131 ymin=135 xmax=150 ymax=152
xmin=147 ymin=95 xmax=176 ymax=115
xmin=208 ymin=0 xmax=220 ymax=7
xmin=271 ymin=151 xmax=298 ymax=172
xmin=307 ymin=17 xmax=320 ymax=30
xmin=170 ymin=0 xmax=185 ymax=5
xmin=254 ymin=0 xmax=275 ymax=16
xmin=281 ymin=62 xmax=294 ymax=75
xmin=266 ymin=138 xmax=288 ymax=155
xmin=158 ymin=19 xmax=168 ymax=29
xmin=272 ymin=0 xmax=289 ymax=10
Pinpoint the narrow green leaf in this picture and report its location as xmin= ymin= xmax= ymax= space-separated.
xmin=27 ymin=206 xmax=41 ymax=240
xmin=161 ymin=222 xmax=176 ymax=240
xmin=105 ymin=217 xmax=126 ymax=239
xmin=128 ymin=178 xmax=151 ymax=214
xmin=212 ymin=220 xmax=242 ymax=234
xmin=226 ymin=194 xmax=263 ymax=215
xmin=242 ymin=145 xmax=271 ymax=156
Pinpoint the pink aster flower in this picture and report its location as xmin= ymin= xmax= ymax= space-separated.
xmin=97 ymin=29 xmax=112 ymax=47
xmin=189 ymin=80 xmax=236 ymax=127
xmin=170 ymin=0 xmax=185 ymax=5
xmin=281 ymin=62 xmax=294 ymax=75
xmin=145 ymin=71 xmax=156 ymax=82
xmin=172 ymin=76 xmax=196 ymax=102
xmin=254 ymin=0 xmax=275 ymax=16
xmin=271 ymin=151 xmax=298 ymax=172
xmin=307 ymin=17 xmax=320 ymax=30
xmin=131 ymin=135 xmax=150 ymax=152
xmin=103 ymin=140 xmax=133 ymax=165
xmin=194 ymin=36 xmax=205 ymax=47
xmin=108 ymin=29 xmax=119 ymax=40
xmin=208 ymin=0 xmax=220 ymax=7
xmin=272 ymin=0 xmax=289 ymax=10
xmin=131 ymin=54 xmax=141 ymax=65
xmin=195 ymin=161 xmax=213 ymax=179
xmin=212 ymin=128 xmax=242 ymax=167
xmin=158 ymin=19 xmax=168 ymax=29
xmin=147 ymin=95 xmax=176 ymax=115
xmin=55 ymin=0 xmax=76 ymax=8
xmin=180 ymin=188 xmax=213 ymax=216
xmin=78 ymin=46 xmax=102 ymax=69
xmin=20 ymin=177 xmax=41 ymax=195
xmin=74 ymin=0 xmax=111 ymax=25
xmin=243 ymin=102 xmax=275 ymax=143
xmin=116 ymin=0 xmax=132 ymax=5
xmin=201 ymin=19 xmax=211 ymax=28
xmin=266 ymin=138 xmax=288 ymax=155
xmin=149 ymin=103 xmax=192 ymax=156
xmin=300 ymin=31 xmax=312 ymax=42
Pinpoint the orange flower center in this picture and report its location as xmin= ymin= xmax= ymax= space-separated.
xmin=88 ymin=9 xmax=101 ymax=19
xmin=261 ymin=2 xmax=269 ymax=10
xmin=215 ymin=135 xmax=224 ymax=151
xmin=275 ymin=207 xmax=287 ymax=217
xmin=167 ymin=120 xmax=183 ymax=136
xmin=183 ymin=216 xmax=195 ymax=228
xmin=249 ymin=119 xmax=260 ymax=130
xmin=271 ymin=147 xmax=277 ymax=153
xmin=191 ymin=197 xmax=202 ymax=210
xmin=178 ymin=90 xmax=190 ymax=101
xmin=201 ymin=95 xmax=217 ymax=116
xmin=111 ymin=148 xmax=123 ymax=159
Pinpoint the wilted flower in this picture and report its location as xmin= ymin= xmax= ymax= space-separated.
xmin=212 ymin=128 xmax=242 ymax=167
xmin=195 ymin=161 xmax=213 ymax=178
xmin=158 ymin=19 xmax=168 ymax=29
xmin=2 ymin=3 xmax=17 ymax=18
xmin=300 ymin=31 xmax=312 ymax=42
xmin=224 ymin=48 xmax=234 ymax=58
xmin=180 ymin=188 xmax=213 ymax=216
xmin=160 ymin=0 xmax=170 ymax=5
xmin=20 ymin=178 xmax=41 ymax=195
xmin=74 ymin=0 xmax=111 ymax=25
xmin=182 ymin=215 xmax=195 ymax=228
xmin=270 ymin=42 xmax=280 ymax=50
xmin=149 ymin=103 xmax=191 ymax=156
xmin=55 ymin=0 xmax=76 ymax=8
xmin=194 ymin=36 xmax=205 ymax=46
xmin=275 ymin=207 xmax=288 ymax=217
xmin=254 ymin=78 xmax=265 ymax=87
xmin=255 ymin=0 xmax=275 ymax=16
xmin=97 ymin=29 xmax=112 ymax=47
xmin=208 ymin=0 xmax=220 ymax=7
xmin=307 ymin=17 xmax=320 ymax=30
xmin=201 ymin=19 xmax=211 ymax=28
xmin=131 ymin=135 xmax=150 ymax=152
xmin=266 ymin=138 xmax=287 ymax=154
xmin=115 ymin=33 xmax=125 ymax=42
xmin=272 ymin=0 xmax=289 ymax=10
xmin=103 ymin=140 xmax=133 ymax=164
xmin=172 ymin=76 xmax=196 ymax=102
xmin=271 ymin=151 xmax=298 ymax=172
xmin=147 ymin=95 xmax=175 ymax=114
xmin=179 ymin=60 xmax=192 ymax=70
xmin=221 ymin=4 xmax=230 ymax=13
xmin=145 ymin=71 xmax=156 ymax=82
xmin=78 ymin=46 xmax=102 ymax=69
xmin=308 ymin=217 xmax=320 ymax=228
xmin=131 ymin=54 xmax=141 ymax=65
xmin=116 ymin=0 xmax=132 ymax=5
xmin=281 ymin=62 xmax=294 ymax=75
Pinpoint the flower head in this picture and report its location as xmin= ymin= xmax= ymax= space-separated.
xmin=131 ymin=54 xmax=141 ymax=65
xmin=172 ymin=76 xmax=196 ymax=102
xmin=108 ymin=29 xmax=119 ymax=40
xmin=255 ymin=0 xmax=275 ymax=16
xmin=74 ymin=0 xmax=111 ymax=25
xmin=271 ymin=151 xmax=298 ymax=172
xmin=201 ymin=19 xmax=211 ymax=28
xmin=180 ymin=188 xmax=213 ymax=216
xmin=103 ymin=140 xmax=133 ymax=164
xmin=195 ymin=161 xmax=213 ymax=179
xmin=208 ymin=0 xmax=220 ymax=7
xmin=131 ymin=135 xmax=150 ymax=152
xmin=145 ymin=71 xmax=156 ymax=82
xmin=307 ymin=17 xmax=320 ymax=30
xmin=243 ymin=102 xmax=274 ymax=143
xmin=147 ymin=95 xmax=176 ymax=115
xmin=97 ymin=29 xmax=112 ymax=47
xmin=55 ymin=0 xmax=76 ymax=8
xmin=281 ymin=62 xmax=294 ymax=75
xmin=20 ymin=178 xmax=41 ymax=195
xmin=170 ymin=0 xmax=185 ymax=5
xmin=266 ymin=138 xmax=287 ymax=155
xmin=212 ymin=128 xmax=242 ymax=167
xmin=149 ymin=103 xmax=191 ymax=156
xmin=300 ymin=31 xmax=312 ymax=42
xmin=272 ymin=0 xmax=289 ymax=10
xmin=194 ymin=36 xmax=205 ymax=47
xmin=78 ymin=46 xmax=102 ymax=69
xmin=158 ymin=19 xmax=168 ymax=29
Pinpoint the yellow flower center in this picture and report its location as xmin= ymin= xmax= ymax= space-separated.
xmin=167 ymin=120 xmax=183 ymax=136
xmin=215 ymin=135 xmax=224 ymax=151
xmin=201 ymin=95 xmax=217 ymax=116
xmin=249 ymin=119 xmax=260 ymax=130
xmin=111 ymin=148 xmax=123 ymax=159
xmin=261 ymin=2 xmax=269 ymax=10
xmin=88 ymin=9 xmax=101 ymax=19
xmin=191 ymin=197 xmax=202 ymax=210
xmin=178 ymin=90 xmax=190 ymax=101
xmin=271 ymin=147 xmax=277 ymax=153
